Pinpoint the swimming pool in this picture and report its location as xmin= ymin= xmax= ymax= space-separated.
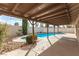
xmin=21 ymin=32 xmax=64 ymax=39
xmin=37 ymin=32 xmax=64 ymax=38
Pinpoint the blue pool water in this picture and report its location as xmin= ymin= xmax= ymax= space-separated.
xmin=37 ymin=32 xmax=64 ymax=38
xmin=21 ymin=32 xmax=64 ymax=39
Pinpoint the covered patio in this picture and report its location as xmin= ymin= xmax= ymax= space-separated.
xmin=0 ymin=3 xmax=79 ymax=56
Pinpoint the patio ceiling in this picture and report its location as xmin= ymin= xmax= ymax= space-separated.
xmin=0 ymin=3 xmax=79 ymax=25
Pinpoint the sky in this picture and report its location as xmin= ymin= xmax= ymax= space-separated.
xmin=0 ymin=15 xmax=22 ymax=26
xmin=0 ymin=15 xmax=53 ymax=27
xmin=0 ymin=15 xmax=41 ymax=27
xmin=0 ymin=15 xmax=39 ymax=27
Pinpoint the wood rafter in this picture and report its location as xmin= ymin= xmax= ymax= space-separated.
xmin=64 ymin=3 xmax=72 ymax=22
xmin=0 ymin=8 xmax=26 ymax=19
xmin=33 ymin=5 xmax=64 ymax=18
xmin=40 ymin=14 xmax=68 ymax=21
xmin=24 ymin=4 xmax=52 ymax=17
xmin=37 ymin=10 xmax=67 ymax=20
xmin=12 ymin=3 xmax=20 ymax=12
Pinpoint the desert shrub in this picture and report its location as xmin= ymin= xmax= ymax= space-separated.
xmin=16 ymin=29 xmax=22 ymax=36
xmin=0 ymin=24 xmax=7 ymax=47
xmin=26 ymin=35 xmax=37 ymax=44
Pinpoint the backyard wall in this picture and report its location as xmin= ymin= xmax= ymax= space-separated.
xmin=6 ymin=25 xmax=22 ymax=39
xmin=27 ymin=27 xmax=76 ymax=34
xmin=6 ymin=25 xmax=76 ymax=39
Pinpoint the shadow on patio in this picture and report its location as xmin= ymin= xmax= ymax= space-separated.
xmin=20 ymin=43 xmax=37 ymax=56
xmin=38 ymin=37 xmax=79 ymax=56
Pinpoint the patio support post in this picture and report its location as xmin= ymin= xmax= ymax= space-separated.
xmin=47 ymin=24 xmax=49 ymax=39
xmin=32 ymin=21 xmax=34 ymax=36
xmin=29 ymin=20 xmax=37 ymax=36
xmin=28 ymin=20 xmax=36 ymax=44
xmin=63 ymin=25 xmax=65 ymax=32
xmin=29 ymin=20 xmax=37 ymax=41
xmin=47 ymin=24 xmax=52 ymax=46
xmin=54 ymin=25 xmax=55 ymax=35
xmin=57 ymin=25 xmax=59 ymax=33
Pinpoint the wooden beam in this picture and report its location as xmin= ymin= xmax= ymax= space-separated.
xmin=38 ymin=10 xmax=66 ymax=20
xmin=30 ymin=4 xmax=58 ymax=17
xmin=33 ymin=4 xmax=64 ymax=18
xmin=70 ymin=8 xmax=79 ymax=14
xmin=39 ymin=14 xmax=68 ymax=21
xmin=53 ymin=25 xmax=55 ymax=35
xmin=24 ymin=4 xmax=52 ymax=17
xmin=0 ymin=8 xmax=26 ymax=19
xmin=69 ymin=4 xmax=79 ymax=11
xmin=33 ymin=17 xmax=68 ymax=25
xmin=74 ymin=14 xmax=79 ymax=25
xmin=12 ymin=3 xmax=20 ymax=12
xmin=38 ymin=15 xmax=69 ymax=25
xmin=64 ymin=3 xmax=72 ymax=23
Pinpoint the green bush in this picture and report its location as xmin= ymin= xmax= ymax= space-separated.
xmin=16 ymin=29 xmax=22 ymax=36
xmin=26 ymin=35 xmax=32 ymax=44
xmin=26 ymin=35 xmax=37 ymax=44
xmin=22 ymin=19 xmax=28 ymax=35
xmin=0 ymin=24 xmax=7 ymax=47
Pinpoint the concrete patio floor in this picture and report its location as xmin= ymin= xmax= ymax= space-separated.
xmin=1 ymin=33 xmax=79 ymax=56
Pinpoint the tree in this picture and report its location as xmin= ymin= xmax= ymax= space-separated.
xmin=14 ymin=22 xmax=19 ymax=26
xmin=45 ymin=24 xmax=49 ymax=27
xmin=22 ymin=19 xmax=28 ymax=35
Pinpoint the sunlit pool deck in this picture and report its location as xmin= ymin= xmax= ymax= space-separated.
xmin=1 ymin=33 xmax=79 ymax=56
